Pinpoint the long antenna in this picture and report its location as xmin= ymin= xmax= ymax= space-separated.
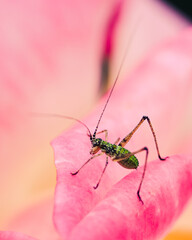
xmin=93 ymin=27 xmax=137 ymax=138
xmin=30 ymin=112 xmax=92 ymax=139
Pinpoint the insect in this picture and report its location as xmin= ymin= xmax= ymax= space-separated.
xmin=68 ymin=69 xmax=167 ymax=205
xmin=33 ymin=36 xmax=167 ymax=204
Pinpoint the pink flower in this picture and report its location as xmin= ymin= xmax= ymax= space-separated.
xmin=52 ymin=28 xmax=192 ymax=239
xmin=1 ymin=0 xmax=192 ymax=239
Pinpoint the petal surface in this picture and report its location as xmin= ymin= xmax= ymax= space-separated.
xmin=0 ymin=231 xmax=36 ymax=240
xmin=68 ymin=155 xmax=192 ymax=240
xmin=52 ymin=28 xmax=192 ymax=238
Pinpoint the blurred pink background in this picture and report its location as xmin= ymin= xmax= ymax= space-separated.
xmin=0 ymin=0 xmax=192 ymax=239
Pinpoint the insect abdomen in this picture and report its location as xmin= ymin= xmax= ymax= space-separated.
xmin=117 ymin=155 xmax=139 ymax=169
xmin=99 ymin=140 xmax=139 ymax=169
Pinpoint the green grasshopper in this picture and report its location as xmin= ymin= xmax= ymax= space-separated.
xmin=69 ymin=66 xmax=167 ymax=204
xmin=33 ymin=40 xmax=167 ymax=204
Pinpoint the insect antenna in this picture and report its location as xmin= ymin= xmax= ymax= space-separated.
xmin=30 ymin=112 xmax=92 ymax=140
xmin=93 ymin=31 xmax=136 ymax=139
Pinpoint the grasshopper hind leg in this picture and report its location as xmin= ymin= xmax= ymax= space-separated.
xmin=137 ymin=147 xmax=148 ymax=204
xmin=113 ymin=146 xmax=149 ymax=204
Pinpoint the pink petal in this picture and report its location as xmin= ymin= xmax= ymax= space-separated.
xmin=52 ymin=27 xmax=192 ymax=238
xmin=0 ymin=231 xmax=36 ymax=240
xmin=68 ymin=155 xmax=192 ymax=240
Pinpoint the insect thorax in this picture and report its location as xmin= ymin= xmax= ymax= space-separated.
xmin=92 ymin=138 xmax=102 ymax=147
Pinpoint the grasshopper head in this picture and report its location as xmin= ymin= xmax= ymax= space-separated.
xmin=90 ymin=138 xmax=102 ymax=155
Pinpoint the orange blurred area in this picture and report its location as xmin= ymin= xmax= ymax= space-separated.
xmin=164 ymin=231 xmax=192 ymax=240
xmin=163 ymin=199 xmax=192 ymax=240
